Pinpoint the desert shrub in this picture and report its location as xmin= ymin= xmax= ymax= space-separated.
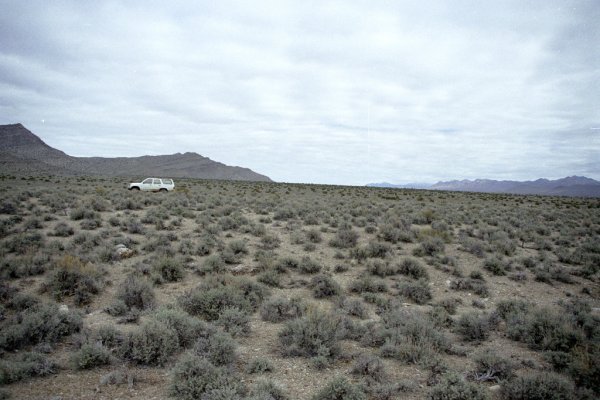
xmin=338 ymin=297 xmax=368 ymax=319
xmin=153 ymin=307 xmax=206 ymax=348
xmin=200 ymin=255 xmax=226 ymax=275
xmin=260 ymin=234 xmax=281 ymax=250
xmin=456 ymin=312 xmax=492 ymax=341
xmin=279 ymin=310 xmax=341 ymax=360
xmin=501 ymin=371 xmax=575 ymax=400
xmin=94 ymin=325 xmax=123 ymax=349
xmin=472 ymin=349 xmax=516 ymax=381
xmin=311 ymin=274 xmax=341 ymax=298
xmin=70 ymin=343 xmax=111 ymax=370
xmin=0 ymin=303 xmax=82 ymax=351
xmin=169 ymin=354 xmax=244 ymax=400
xmin=415 ymin=237 xmax=445 ymax=257
xmin=120 ymin=319 xmax=179 ymax=366
xmin=459 ymin=236 xmax=486 ymax=257
xmin=44 ymin=255 xmax=102 ymax=305
xmin=248 ymin=379 xmax=289 ymax=400
xmin=246 ymin=357 xmax=275 ymax=374
xmin=80 ymin=218 xmax=101 ymax=230
xmin=381 ymin=308 xmax=450 ymax=350
xmin=114 ymin=275 xmax=155 ymax=311
xmin=179 ymin=275 xmax=268 ymax=321
xmin=367 ymin=259 xmax=398 ymax=277
xmin=306 ymin=229 xmax=322 ymax=243
xmin=260 ymin=297 xmax=306 ymax=323
xmin=312 ymin=376 xmax=366 ymax=400
xmin=505 ymin=307 xmax=584 ymax=352
xmin=329 ymin=225 xmax=359 ymax=248
xmin=69 ymin=207 xmax=98 ymax=221
xmin=495 ymin=299 xmax=530 ymax=319
xmin=449 ymin=278 xmax=489 ymax=297
xmin=351 ymin=354 xmax=387 ymax=382
xmin=6 ymin=233 xmax=44 ymax=254
xmin=196 ymin=235 xmax=216 ymax=256
xmin=436 ymin=298 xmax=462 ymax=315
xmin=52 ymin=222 xmax=74 ymax=237
xmin=427 ymin=373 xmax=489 ymax=400
xmin=365 ymin=241 xmax=392 ymax=258
xmin=0 ymin=352 xmax=56 ymax=384
xmin=299 ymin=256 xmax=322 ymax=274
xmin=483 ymin=255 xmax=511 ymax=276
xmin=257 ymin=268 xmax=282 ymax=287
xmin=193 ymin=331 xmax=237 ymax=366
xmin=152 ymin=257 xmax=185 ymax=283
xmin=276 ymin=256 xmax=300 ymax=272
xmin=397 ymin=280 xmax=432 ymax=304
xmin=398 ymin=257 xmax=429 ymax=279
xmin=216 ymin=307 xmax=251 ymax=337
xmin=349 ymin=276 xmax=387 ymax=294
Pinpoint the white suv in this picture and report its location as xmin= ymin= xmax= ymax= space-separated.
xmin=128 ymin=178 xmax=175 ymax=192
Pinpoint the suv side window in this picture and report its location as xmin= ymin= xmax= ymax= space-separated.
xmin=163 ymin=179 xmax=173 ymax=185
xmin=153 ymin=179 xmax=162 ymax=185
xmin=142 ymin=178 xmax=152 ymax=184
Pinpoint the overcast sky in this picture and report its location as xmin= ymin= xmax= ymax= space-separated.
xmin=1 ymin=1 xmax=598 ymax=184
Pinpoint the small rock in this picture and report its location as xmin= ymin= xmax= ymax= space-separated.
xmin=489 ymin=384 xmax=501 ymax=392
xmin=58 ymin=304 xmax=69 ymax=313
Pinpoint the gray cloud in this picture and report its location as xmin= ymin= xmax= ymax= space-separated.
xmin=1 ymin=0 xmax=598 ymax=184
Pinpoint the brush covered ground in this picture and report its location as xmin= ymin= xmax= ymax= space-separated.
xmin=0 ymin=174 xmax=598 ymax=400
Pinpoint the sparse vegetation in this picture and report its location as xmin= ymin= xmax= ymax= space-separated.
xmin=0 ymin=176 xmax=597 ymax=399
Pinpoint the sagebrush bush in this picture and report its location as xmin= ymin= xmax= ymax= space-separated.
xmin=70 ymin=343 xmax=111 ymax=370
xmin=349 ymin=276 xmax=387 ymax=294
xmin=0 ymin=352 xmax=56 ymax=384
xmin=249 ymin=379 xmax=289 ymax=400
xmin=120 ymin=319 xmax=179 ymax=366
xmin=472 ymin=349 xmax=516 ymax=380
xmin=505 ymin=307 xmax=584 ymax=352
xmin=397 ymin=280 xmax=432 ymax=305
xmin=260 ymin=297 xmax=306 ymax=322
xmin=398 ymin=257 xmax=429 ymax=280
xmin=44 ymin=255 xmax=102 ymax=305
xmin=456 ymin=312 xmax=492 ymax=341
xmin=216 ymin=307 xmax=251 ymax=337
xmin=0 ymin=303 xmax=82 ymax=351
xmin=312 ymin=376 xmax=366 ymax=400
xmin=427 ymin=373 xmax=489 ymax=400
xmin=415 ymin=237 xmax=445 ymax=257
xmin=279 ymin=310 xmax=341 ymax=360
xmin=299 ymin=256 xmax=322 ymax=274
xmin=193 ymin=331 xmax=237 ymax=366
xmin=152 ymin=257 xmax=185 ymax=283
xmin=169 ymin=354 xmax=244 ymax=400
xmin=179 ymin=275 xmax=268 ymax=321
xmin=329 ymin=225 xmax=359 ymax=249
xmin=114 ymin=274 xmax=155 ymax=311
xmin=311 ymin=274 xmax=341 ymax=298
xmin=501 ymin=371 xmax=575 ymax=400
xmin=367 ymin=259 xmax=398 ymax=277
xmin=246 ymin=357 xmax=275 ymax=374
xmin=152 ymin=307 xmax=206 ymax=348
xmin=351 ymin=354 xmax=387 ymax=382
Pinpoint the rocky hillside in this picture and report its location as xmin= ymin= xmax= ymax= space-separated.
xmin=0 ymin=124 xmax=272 ymax=181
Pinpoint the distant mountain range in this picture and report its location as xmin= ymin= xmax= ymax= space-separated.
xmin=366 ymin=182 xmax=433 ymax=189
xmin=0 ymin=123 xmax=272 ymax=182
xmin=367 ymin=176 xmax=600 ymax=197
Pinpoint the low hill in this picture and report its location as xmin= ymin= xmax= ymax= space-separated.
xmin=0 ymin=124 xmax=272 ymax=181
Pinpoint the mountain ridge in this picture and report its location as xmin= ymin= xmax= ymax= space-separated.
xmin=367 ymin=176 xmax=600 ymax=197
xmin=0 ymin=123 xmax=272 ymax=182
